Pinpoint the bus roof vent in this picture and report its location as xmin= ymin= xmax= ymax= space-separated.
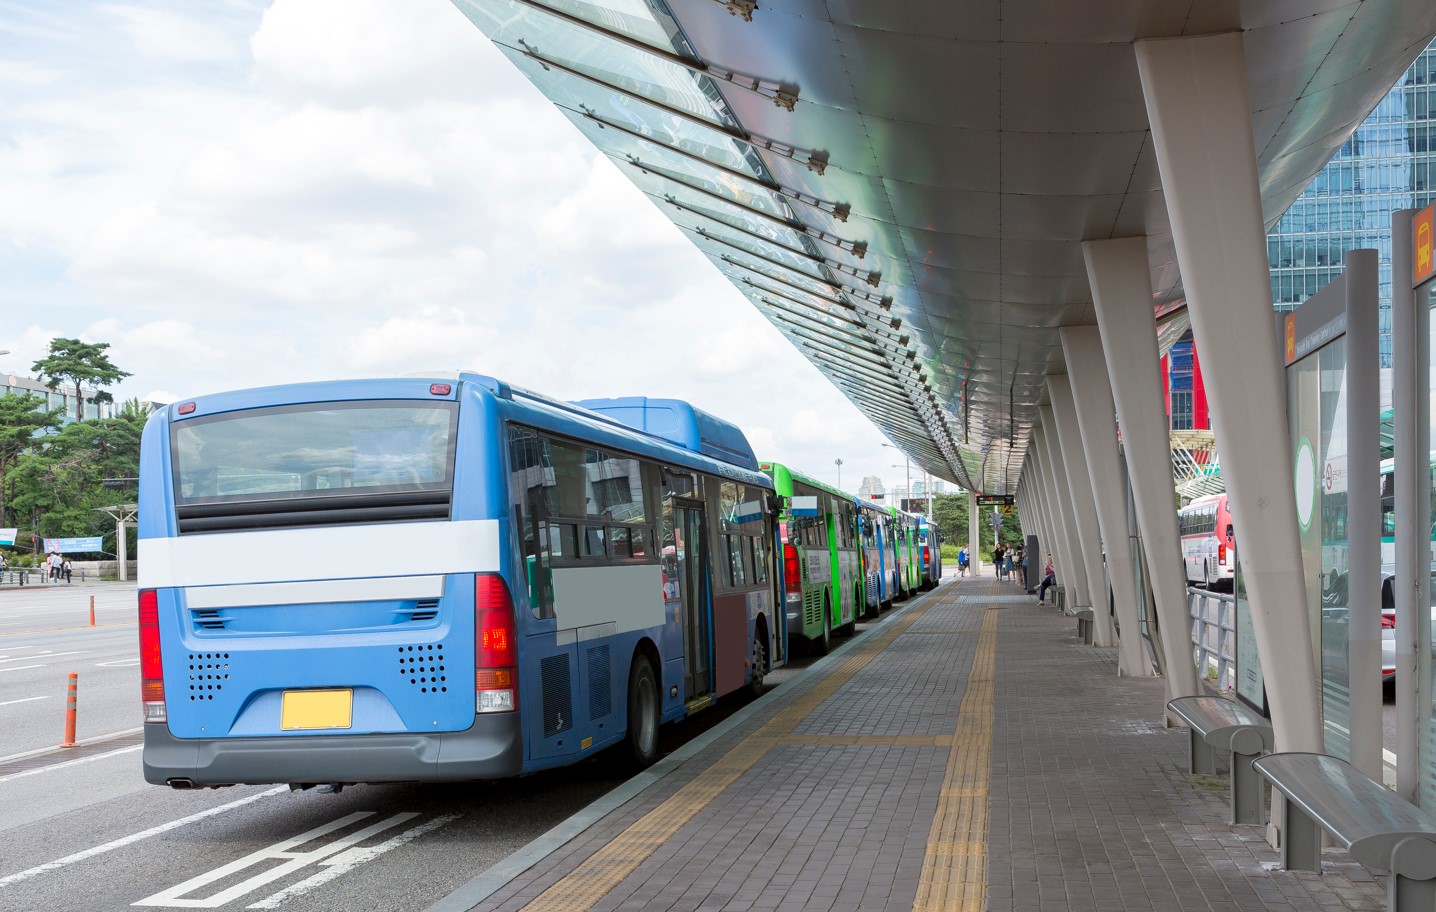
xmin=571 ymin=397 xmax=760 ymax=472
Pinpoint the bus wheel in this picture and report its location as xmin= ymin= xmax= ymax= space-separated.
xmin=625 ymin=656 xmax=660 ymax=769
xmin=814 ymin=595 xmax=833 ymax=656
xmin=1203 ymin=561 xmax=1214 ymax=589
xmin=748 ymin=631 xmax=767 ymax=699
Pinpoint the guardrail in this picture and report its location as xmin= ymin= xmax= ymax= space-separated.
xmin=1188 ymin=587 xmax=1236 ymax=693
xmin=0 ymin=567 xmax=92 ymax=586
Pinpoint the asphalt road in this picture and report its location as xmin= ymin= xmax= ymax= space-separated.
xmin=0 ymin=580 xmax=818 ymax=912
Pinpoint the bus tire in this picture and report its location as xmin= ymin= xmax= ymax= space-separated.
xmin=1203 ymin=561 xmax=1214 ymax=589
xmin=625 ymin=656 xmax=660 ymax=769
xmin=748 ymin=626 xmax=767 ymax=699
xmin=814 ymin=594 xmax=833 ymax=656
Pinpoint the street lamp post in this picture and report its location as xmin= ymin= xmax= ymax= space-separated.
xmin=835 ymin=458 xmax=843 ymax=490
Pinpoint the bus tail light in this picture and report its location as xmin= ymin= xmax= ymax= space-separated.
xmin=783 ymin=543 xmax=803 ymax=614
xmin=923 ymin=545 xmax=930 ymax=567
xmin=138 ymin=589 xmax=167 ymax=723
xmin=1382 ymin=613 xmax=1396 ymax=629
xmin=475 ymin=574 xmax=517 ymax=714
xmin=1218 ymin=544 xmax=1228 ymax=566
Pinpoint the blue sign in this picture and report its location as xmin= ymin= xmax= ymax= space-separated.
xmin=789 ymin=495 xmax=819 ymax=517
xmin=0 ymin=528 xmax=15 ymax=546
xmin=43 ymin=537 xmax=104 ymax=554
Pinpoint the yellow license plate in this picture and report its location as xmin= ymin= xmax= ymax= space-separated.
xmin=280 ymin=689 xmax=353 ymax=731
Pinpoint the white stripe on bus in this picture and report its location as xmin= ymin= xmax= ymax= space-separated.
xmin=139 ymin=519 xmax=500 ymax=589
xmin=185 ymin=575 xmax=447 ymax=609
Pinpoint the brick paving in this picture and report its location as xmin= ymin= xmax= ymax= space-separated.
xmin=453 ymin=577 xmax=1389 ymax=912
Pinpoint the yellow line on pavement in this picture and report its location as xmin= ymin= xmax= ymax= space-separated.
xmin=520 ymin=595 xmax=949 ymax=911
xmin=782 ymin=734 xmax=951 ymax=747
xmin=913 ymin=609 xmax=997 ymax=912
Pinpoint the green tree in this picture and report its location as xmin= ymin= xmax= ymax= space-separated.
xmin=31 ymin=337 xmax=132 ymax=422
xmin=0 ymin=392 xmax=62 ymax=528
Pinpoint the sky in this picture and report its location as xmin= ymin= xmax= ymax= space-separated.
xmin=0 ymin=0 xmax=951 ymax=498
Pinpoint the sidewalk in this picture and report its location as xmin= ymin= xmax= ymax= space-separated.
xmin=431 ymin=577 xmax=1387 ymax=912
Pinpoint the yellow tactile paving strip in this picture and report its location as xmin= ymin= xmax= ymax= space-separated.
xmin=780 ymin=734 xmax=952 ymax=747
xmin=913 ymin=609 xmax=997 ymax=912
xmin=519 ymin=595 xmax=953 ymax=912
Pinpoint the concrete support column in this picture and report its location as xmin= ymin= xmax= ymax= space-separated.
xmin=1039 ymin=409 xmax=1091 ymax=610
xmin=1061 ymin=327 xmax=1154 ymax=675
xmin=1082 ymin=237 xmax=1199 ymax=704
xmin=1134 ymin=31 xmax=1320 ymax=752
xmin=1392 ymin=209 xmax=1430 ymax=801
xmin=1345 ymin=249 xmax=1381 ymax=781
xmin=1049 ymin=374 xmax=1115 ymax=644
xmin=967 ymin=489 xmax=982 ymax=576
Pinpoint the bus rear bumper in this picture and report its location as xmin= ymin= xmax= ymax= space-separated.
xmin=142 ymin=714 xmax=523 ymax=787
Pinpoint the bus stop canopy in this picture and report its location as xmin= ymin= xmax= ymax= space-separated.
xmin=452 ymin=0 xmax=1436 ymax=493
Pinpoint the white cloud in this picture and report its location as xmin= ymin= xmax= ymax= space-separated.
xmin=0 ymin=0 xmax=914 ymax=497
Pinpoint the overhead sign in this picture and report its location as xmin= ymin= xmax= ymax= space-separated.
xmin=1416 ymin=203 xmax=1435 ymax=288
xmin=976 ymin=495 xmax=1014 ymax=507
xmin=42 ymin=537 xmax=104 ymax=554
xmin=0 ymin=528 xmax=15 ymax=546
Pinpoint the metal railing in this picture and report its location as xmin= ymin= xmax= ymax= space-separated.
xmin=1188 ymin=587 xmax=1236 ymax=692
xmin=1 ymin=567 xmax=91 ymax=586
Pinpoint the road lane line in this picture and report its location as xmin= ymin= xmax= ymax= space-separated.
xmin=0 ymin=664 xmax=45 ymax=673
xmin=0 ymin=745 xmax=143 ymax=784
xmin=136 ymin=812 xmax=420 ymax=908
xmin=0 ymin=786 xmax=287 ymax=888
xmin=1 ymin=651 xmax=86 ymax=663
xmin=0 ymin=696 xmax=48 ymax=707
xmin=0 ymin=726 xmax=143 ymax=763
xmin=246 ymin=814 xmax=463 ymax=909
xmin=97 ymin=658 xmax=140 ymax=667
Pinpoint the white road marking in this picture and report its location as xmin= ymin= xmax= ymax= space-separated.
xmin=0 ymin=786 xmax=287 ymax=888
xmin=134 ymin=812 xmax=423 ymax=908
xmin=0 ymin=726 xmax=143 ymax=763
xmin=246 ymin=814 xmax=462 ymax=909
xmin=0 ymin=695 xmax=48 ymax=707
xmin=0 ymin=745 xmax=142 ymax=784
xmin=97 ymin=658 xmax=140 ymax=667
xmin=0 ymin=664 xmax=45 ymax=673
xmin=1 ymin=650 xmax=86 ymax=663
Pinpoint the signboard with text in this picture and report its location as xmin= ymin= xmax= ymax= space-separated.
xmin=42 ymin=536 xmax=104 ymax=554
xmin=0 ymin=528 xmax=16 ymax=546
xmin=975 ymin=494 xmax=1014 ymax=507
xmin=1416 ymin=202 xmax=1434 ymax=288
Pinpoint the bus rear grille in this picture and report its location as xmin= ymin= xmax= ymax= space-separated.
xmin=176 ymin=490 xmax=451 ymax=534
xmin=541 ymin=655 xmax=572 ymax=737
xmin=586 ymin=645 xmax=611 ymax=720
xmin=190 ymin=609 xmax=228 ymax=631
xmin=400 ymin=599 xmax=440 ymax=623
xmin=397 ymin=643 xmax=447 ymax=694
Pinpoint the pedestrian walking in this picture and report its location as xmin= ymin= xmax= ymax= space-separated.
xmin=957 ymin=546 xmax=969 ymax=577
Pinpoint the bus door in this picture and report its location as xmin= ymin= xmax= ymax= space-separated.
xmin=667 ymin=498 xmax=712 ymax=703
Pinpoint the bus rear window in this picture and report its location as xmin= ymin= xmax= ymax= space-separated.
xmin=172 ymin=401 xmax=458 ymax=505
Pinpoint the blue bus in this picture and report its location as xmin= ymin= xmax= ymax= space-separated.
xmin=857 ymin=499 xmax=895 ymax=615
xmin=137 ymin=374 xmax=781 ymax=788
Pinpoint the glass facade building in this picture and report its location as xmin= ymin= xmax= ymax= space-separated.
xmin=1267 ymin=41 xmax=1436 ymax=366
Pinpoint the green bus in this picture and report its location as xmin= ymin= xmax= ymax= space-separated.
xmin=760 ymin=462 xmax=863 ymax=654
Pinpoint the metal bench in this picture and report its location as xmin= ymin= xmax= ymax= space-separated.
xmin=1166 ymin=695 xmax=1274 ymax=825
xmin=1075 ymin=609 xmax=1095 ymax=645
xmin=1254 ymin=753 xmax=1436 ymax=911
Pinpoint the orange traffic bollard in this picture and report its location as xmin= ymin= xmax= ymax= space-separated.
xmin=61 ymin=673 xmax=78 ymax=748
xmin=89 ymin=595 xmax=96 ymax=627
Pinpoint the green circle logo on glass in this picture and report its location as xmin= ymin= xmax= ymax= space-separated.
xmin=1294 ymin=438 xmax=1316 ymax=532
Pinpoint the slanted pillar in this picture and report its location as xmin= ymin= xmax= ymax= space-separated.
xmin=970 ymin=488 xmax=982 ymax=574
xmin=1082 ymin=237 xmax=1199 ymax=704
xmin=1038 ymin=411 xmax=1091 ymax=610
xmin=1134 ymin=31 xmax=1320 ymax=752
xmin=1061 ymin=327 xmax=1153 ymax=675
xmin=1048 ymin=374 xmax=1115 ymax=645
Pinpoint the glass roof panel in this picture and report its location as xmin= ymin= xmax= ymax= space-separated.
xmin=457 ymin=0 xmax=737 ymax=130
xmin=677 ymin=220 xmax=822 ymax=279
xmin=613 ymin=148 xmax=791 ymax=221
xmin=527 ymin=0 xmax=676 ymax=52
xmin=647 ymin=185 xmax=807 ymax=254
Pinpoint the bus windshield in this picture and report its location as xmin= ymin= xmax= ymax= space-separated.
xmin=171 ymin=400 xmax=458 ymax=505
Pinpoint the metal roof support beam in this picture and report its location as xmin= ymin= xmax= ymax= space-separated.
xmin=1136 ymin=32 xmax=1319 ymax=754
xmin=1060 ymin=326 xmax=1152 ymax=676
xmin=1030 ymin=426 xmax=1073 ymax=608
xmin=1083 ymin=236 xmax=1200 ymax=710
xmin=1048 ymin=374 xmax=1115 ymax=648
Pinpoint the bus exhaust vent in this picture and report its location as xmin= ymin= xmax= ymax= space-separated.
xmin=400 ymin=600 xmax=440 ymax=623
xmin=190 ymin=609 xmax=228 ymax=631
xmin=398 ymin=643 xmax=447 ymax=694
xmin=540 ymin=654 xmax=572 ymax=737
xmin=187 ymin=652 xmax=230 ymax=701
xmin=586 ymin=645 xmax=611 ymax=720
